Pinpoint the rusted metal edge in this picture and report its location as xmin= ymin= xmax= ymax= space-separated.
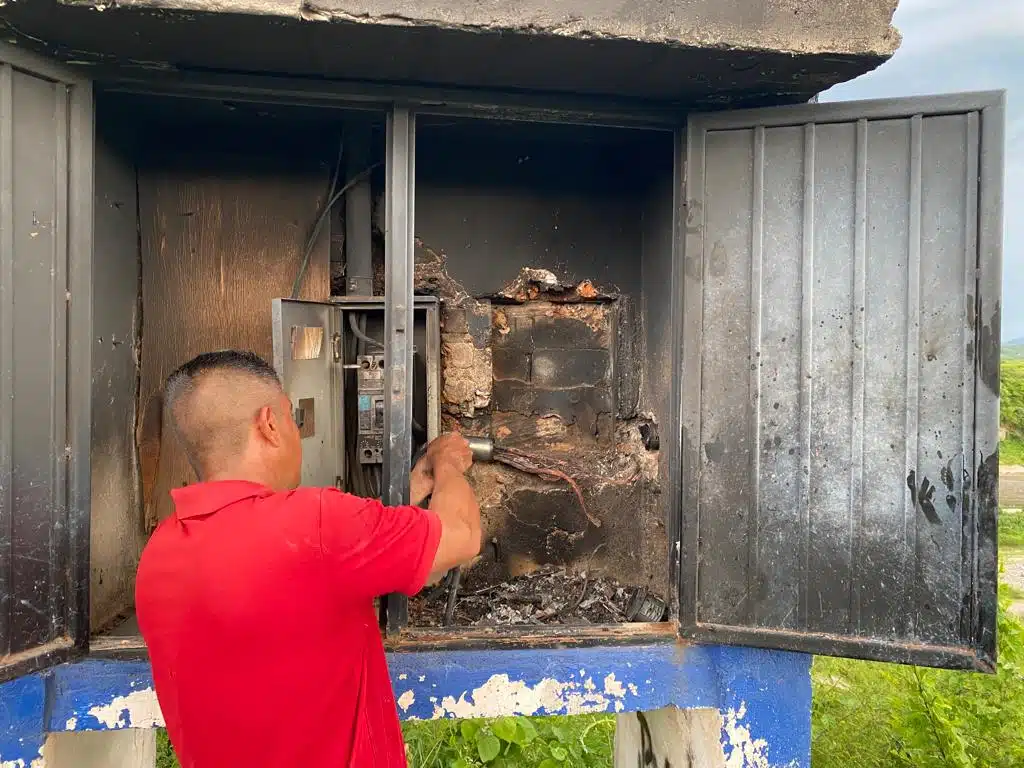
xmin=687 ymin=623 xmax=994 ymax=673
xmin=386 ymin=622 xmax=680 ymax=652
xmin=88 ymin=623 xmax=681 ymax=661
xmin=0 ymin=636 xmax=79 ymax=683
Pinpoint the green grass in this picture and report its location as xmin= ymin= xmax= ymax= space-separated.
xmin=1001 ymin=437 xmax=1024 ymax=466
xmin=1002 ymin=509 xmax=1024 ymax=551
xmin=1002 ymin=359 xmax=1024 ymax=444
xmin=1005 ymin=583 xmax=1024 ymax=602
xmin=811 ymin=586 xmax=1024 ymax=768
xmin=812 ymin=510 xmax=1024 ymax=768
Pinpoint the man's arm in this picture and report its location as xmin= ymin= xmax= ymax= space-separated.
xmin=409 ymin=457 xmax=433 ymax=506
xmin=426 ymin=452 xmax=482 ymax=583
xmin=316 ymin=434 xmax=480 ymax=600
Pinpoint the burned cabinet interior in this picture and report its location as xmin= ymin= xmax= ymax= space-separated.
xmin=86 ymin=90 xmax=681 ymax=647
xmin=406 ymin=119 xmax=678 ymax=630
xmin=274 ymin=117 xmax=681 ymax=634
xmin=90 ymin=93 xmax=380 ymax=640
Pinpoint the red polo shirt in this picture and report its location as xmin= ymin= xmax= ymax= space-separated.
xmin=135 ymin=481 xmax=441 ymax=768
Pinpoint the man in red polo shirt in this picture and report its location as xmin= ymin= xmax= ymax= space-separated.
xmin=135 ymin=350 xmax=481 ymax=767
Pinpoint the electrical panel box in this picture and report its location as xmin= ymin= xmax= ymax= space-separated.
xmin=271 ymin=296 xmax=440 ymax=493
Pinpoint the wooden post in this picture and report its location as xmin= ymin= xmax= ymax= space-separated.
xmin=43 ymin=730 xmax=156 ymax=768
xmin=614 ymin=708 xmax=726 ymax=768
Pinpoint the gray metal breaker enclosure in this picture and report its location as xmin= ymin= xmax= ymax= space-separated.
xmin=0 ymin=25 xmax=1005 ymax=683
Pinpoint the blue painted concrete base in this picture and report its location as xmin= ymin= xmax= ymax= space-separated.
xmin=1 ymin=644 xmax=811 ymax=767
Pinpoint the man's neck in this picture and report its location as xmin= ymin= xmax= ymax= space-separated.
xmin=203 ymin=465 xmax=282 ymax=491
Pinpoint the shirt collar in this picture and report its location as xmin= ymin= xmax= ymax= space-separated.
xmin=170 ymin=480 xmax=275 ymax=520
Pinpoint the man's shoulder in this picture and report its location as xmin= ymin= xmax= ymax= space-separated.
xmin=274 ymin=485 xmax=325 ymax=507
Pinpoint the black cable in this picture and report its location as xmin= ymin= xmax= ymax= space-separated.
xmin=442 ymin=568 xmax=461 ymax=626
xmin=349 ymin=312 xmax=384 ymax=349
xmin=290 ymin=161 xmax=381 ymax=300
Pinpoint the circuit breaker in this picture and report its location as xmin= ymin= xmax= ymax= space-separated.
xmin=357 ymin=354 xmax=385 ymax=464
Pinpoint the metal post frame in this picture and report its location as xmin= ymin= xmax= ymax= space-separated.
xmin=382 ymin=106 xmax=416 ymax=635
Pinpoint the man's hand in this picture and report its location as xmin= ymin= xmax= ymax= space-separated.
xmin=423 ymin=432 xmax=481 ymax=582
xmin=409 ymin=434 xmax=472 ymax=506
xmin=410 ymin=457 xmax=434 ymax=506
xmin=427 ymin=433 xmax=473 ymax=475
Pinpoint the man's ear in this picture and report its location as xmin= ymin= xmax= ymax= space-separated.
xmin=255 ymin=404 xmax=283 ymax=447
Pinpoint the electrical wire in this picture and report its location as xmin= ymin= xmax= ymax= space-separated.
xmin=349 ymin=312 xmax=384 ymax=349
xmin=290 ymin=158 xmax=382 ymax=300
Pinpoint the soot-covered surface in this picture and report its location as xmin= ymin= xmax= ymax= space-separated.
xmin=410 ymin=567 xmax=664 ymax=627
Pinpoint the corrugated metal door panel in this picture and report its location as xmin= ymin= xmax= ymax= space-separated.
xmin=0 ymin=44 xmax=93 ymax=683
xmin=680 ymin=93 xmax=1004 ymax=671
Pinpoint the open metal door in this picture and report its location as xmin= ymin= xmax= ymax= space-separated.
xmin=271 ymin=299 xmax=343 ymax=489
xmin=680 ymin=92 xmax=1004 ymax=670
xmin=0 ymin=44 xmax=93 ymax=682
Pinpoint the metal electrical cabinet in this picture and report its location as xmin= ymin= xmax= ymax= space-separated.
xmin=271 ymin=297 xmax=441 ymax=494
xmin=0 ymin=30 xmax=1005 ymax=685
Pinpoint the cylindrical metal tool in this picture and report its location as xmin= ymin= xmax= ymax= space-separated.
xmin=465 ymin=436 xmax=494 ymax=463
xmin=411 ymin=435 xmax=494 ymax=469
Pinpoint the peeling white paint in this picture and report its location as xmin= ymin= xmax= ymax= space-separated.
xmin=429 ymin=673 xmax=634 ymax=719
xmin=0 ymin=748 xmax=44 ymax=768
xmin=87 ymin=688 xmax=164 ymax=730
xmin=64 ymin=716 xmax=77 ymax=730
xmin=627 ymin=683 xmax=639 ymax=696
xmin=722 ymin=702 xmax=778 ymax=768
xmin=398 ymin=673 xmax=408 ymax=681
xmin=418 ymin=675 xmax=426 ymax=682
xmin=603 ymin=673 xmax=626 ymax=698
xmin=397 ymin=690 xmax=416 ymax=712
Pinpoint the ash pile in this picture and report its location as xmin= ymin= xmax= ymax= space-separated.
xmin=410 ymin=567 xmax=667 ymax=627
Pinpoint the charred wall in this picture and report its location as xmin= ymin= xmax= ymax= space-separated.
xmin=90 ymin=104 xmax=149 ymax=632
xmin=135 ymin=120 xmax=335 ymax=526
xmin=89 ymin=96 xmax=345 ymax=627
xmin=412 ymin=120 xmax=675 ymax=610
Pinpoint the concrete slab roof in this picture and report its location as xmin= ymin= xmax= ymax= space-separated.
xmin=0 ymin=0 xmax=902 ymax=107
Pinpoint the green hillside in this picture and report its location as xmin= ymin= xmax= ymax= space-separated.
xmin=1002 ymin=358 xmax=1024 ymax=464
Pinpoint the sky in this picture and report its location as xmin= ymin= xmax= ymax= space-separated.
xmin=821 ymin=0 xmax=1022 ymax=341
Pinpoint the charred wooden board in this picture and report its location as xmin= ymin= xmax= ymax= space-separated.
xmin=137 ymin=143 xmax=331 ymax=525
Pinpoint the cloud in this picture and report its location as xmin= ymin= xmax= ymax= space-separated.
xmin=822 ymin=0 xmax=1021 ymax=340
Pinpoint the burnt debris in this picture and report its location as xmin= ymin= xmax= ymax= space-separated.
xmin=409 ymin=567 xmax=667 ymax=627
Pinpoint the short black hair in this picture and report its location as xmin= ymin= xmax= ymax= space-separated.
xmin=165 ymin=350 xmax=280 ymax=395
xmin=163 ymin=350 xmax=282 ymax=477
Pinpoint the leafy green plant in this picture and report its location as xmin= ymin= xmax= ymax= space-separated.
xmin=402 ymin=714 xmax=614 ymax=768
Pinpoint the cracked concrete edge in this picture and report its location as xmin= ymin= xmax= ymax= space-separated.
xmin=65 ymin=0 xmax=902 ymax=58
